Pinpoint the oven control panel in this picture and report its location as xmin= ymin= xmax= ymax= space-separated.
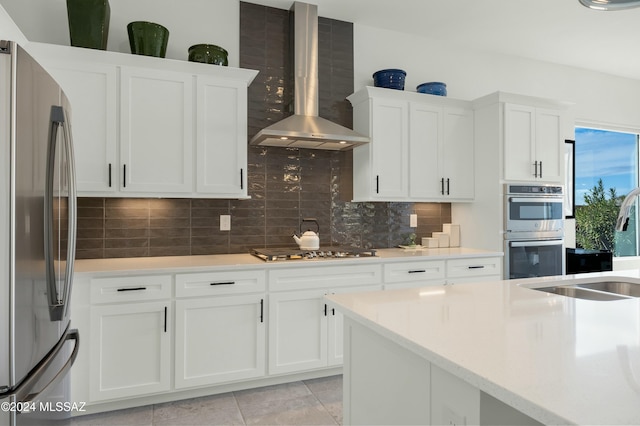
xmin=506 ymin=184 xmax=563 ymax=195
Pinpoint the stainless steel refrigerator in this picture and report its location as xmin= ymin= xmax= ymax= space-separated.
xmin=0 ymin=40 xmax=79 ymax=425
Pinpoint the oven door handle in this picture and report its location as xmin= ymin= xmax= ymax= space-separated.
xmin=509 ymin=240 xmax=563 ymax=248
xmin=508 ymin=197 xmax=563 ymax=203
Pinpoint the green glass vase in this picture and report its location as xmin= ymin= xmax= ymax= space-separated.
xmin=188 ymin=44 xmax=228 ymax=66
xmin=66 ymin=0 xmax=110 ymax=50
xmin=127 ymin=21 xmax=169 ymax=58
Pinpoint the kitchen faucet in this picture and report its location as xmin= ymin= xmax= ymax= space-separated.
xmin=616 ymin=187 xmax=640 ymax=231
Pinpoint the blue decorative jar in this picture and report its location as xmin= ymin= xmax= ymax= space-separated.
xmin=372 ymin=69 xmax=406 ymax=90
xmin=417 ymin=82 xmax=447 ymax=96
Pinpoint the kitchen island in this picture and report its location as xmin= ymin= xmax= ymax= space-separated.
xmin=326 ymin=270 xmax=640 ymax=425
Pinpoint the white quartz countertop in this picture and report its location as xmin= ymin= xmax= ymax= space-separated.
xmin=73 ymin=247 xmax=502 ymax=275
xmin=326 ymin=270 xmax=640 ymax=426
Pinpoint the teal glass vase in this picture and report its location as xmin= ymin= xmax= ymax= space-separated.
xmin=127 ymin=21 xmax=169 ymax=58
xmin=66 ymin=0 xmax=110 ymax=50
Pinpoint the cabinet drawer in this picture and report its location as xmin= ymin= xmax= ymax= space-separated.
xmin=446 ymin=257 xmax=502 ymax=278
xmin=175 ymin=270 xmax=266 ymax=297
xmin=384 ymin=261 xmax=446 ymax=284
xmin=90 ymin=275 xmax=172 ymax=304
xmin=269 ymin=264 xmax=382 ymax=292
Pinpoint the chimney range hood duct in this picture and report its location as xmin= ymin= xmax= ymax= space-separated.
xmin=249 ymin=1 xmax=369 ymax=151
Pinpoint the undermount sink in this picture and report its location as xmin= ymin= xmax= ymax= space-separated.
xmin=535 ymin=285 xmax=632 ymax=301
xmin=576 ymin=281 xmax=640 ymax=298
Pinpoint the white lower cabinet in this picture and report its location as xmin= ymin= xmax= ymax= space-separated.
xmin=175 ymin=294 xmax=265 ymax=388
xmin=74 ymin=254 xmax=501 ymax=410
xmin=327 ymin=285 xmax=382 ymax=366
xmin=268 ymin=289 xmax=329 ymax=375
xmin=383 ymin=260 xmax=446 ymax=289
xmin=268 ymin=284 xmax=383 ymax=375
xmin=268 ymin=264 xmax=383 ymax=375
xmin=174 ymin=270 xmax=267 ymax=388
xmin=88 ymin=275 xmax=172 ymax=402
xmin=89 ymin=301 xmax=171 ymax=402
xmin=446 ymin=257 xmax=502 ymax=285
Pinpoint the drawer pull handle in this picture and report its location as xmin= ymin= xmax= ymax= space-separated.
xmin=210 ymin=281 xmax=235 ymax=286
xmin=117 ymin=287 xmax=147 ymax=292
xmin=467 ymin=266 xmax=485 ymax=269
xmin=408 ymin=270 xmax=426 ymax=274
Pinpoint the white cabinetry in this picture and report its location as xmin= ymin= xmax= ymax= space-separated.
xmin=504 ymin=103 xmax=563 ymax=182
xmin=119 ymin=67 xmax=193 ymax=194
xmin=446 ymin=257 xmax=502 ymax=284
xmin=348 ymin=86 xmax=474 ymax=202
xmin=453 ymin=92 xmax=572 ymax=253
xmin=383 ymin=260 xmax=446 ymax=289
xmin=383 ymin=256 xmax=502 ymax=288
xmin=27 ymin=42 xmax=257 ymax=198
xmin=196 ymin=77 xmax=248 ymax=195
xmin=38 ymin=60 xmax=118 ymax=193
xmin=268 ymin=264 xmax=382 ymax=374
xmin=88 ymin=275 xmax=172 ymax=402
xmin=409 ymin=103 xmax=474 ymax=200
xmin=69 ymin=252 xmax=501 ymax=412
xmin=174 ymin=270 xmax=266 ymax=388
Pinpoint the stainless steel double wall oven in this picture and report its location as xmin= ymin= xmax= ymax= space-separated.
xmin=504 ymin=184 xmax=565 ymax=279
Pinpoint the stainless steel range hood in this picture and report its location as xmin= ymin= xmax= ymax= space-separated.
xmin=249 ymin=2 xmax=369 ymax=151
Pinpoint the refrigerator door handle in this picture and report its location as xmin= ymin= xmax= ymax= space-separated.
xmin=0 ymin=328 xmax=79 ymax=404
xmin=61 ymin=106 xmax=77 ymax=321
xmin=44 ymin=106 xmax=77 ymax=322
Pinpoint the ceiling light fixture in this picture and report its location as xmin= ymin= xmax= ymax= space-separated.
xmin=579 ymin=0 xmax=640 ymax=10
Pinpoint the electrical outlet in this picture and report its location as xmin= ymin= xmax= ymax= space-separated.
xmin=410 ymin=213 xmax=418 ymax=228
xmin=220 ymin=215 xmax=231 ymax=231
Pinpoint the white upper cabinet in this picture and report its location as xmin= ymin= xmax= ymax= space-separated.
xmin=504 ymin=103 xmax=563 ymax=182
xmin=120 ymin=66 xmax=194 ymax=194
xmin=40 ymin=60 xmax=118 ymax=193
xmin=349 ymin=87 xmax=474 ymax=202
xmin=196 ymin=77 xmax=248 ymax=197
xmin=27 ymin=42 xmax=257 ymax=198
xmin=370 ymin=97 xmax=409 ymax=199
xmin=409 ymin=103 xmax=474 ymax=200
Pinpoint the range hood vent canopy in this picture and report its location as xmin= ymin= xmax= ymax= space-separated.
xmin=249 ymin=1 xmax=369 ymax=151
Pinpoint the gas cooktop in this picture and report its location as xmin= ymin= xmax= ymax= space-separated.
xmin=250 ymin=247 xmax=377 ymax=262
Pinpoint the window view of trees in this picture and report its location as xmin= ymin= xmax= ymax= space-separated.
xmin=574 ymin=127 xmax=639 ymax=257
xmin=574 ymin=179 xmax=636 ymax=256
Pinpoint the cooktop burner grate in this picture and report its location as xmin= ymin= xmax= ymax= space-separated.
xmin=250 ymin=247 xmax=377 ymax=262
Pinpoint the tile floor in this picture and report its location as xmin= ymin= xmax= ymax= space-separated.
xmin=69 ymin=375 xmax=343 ymax=426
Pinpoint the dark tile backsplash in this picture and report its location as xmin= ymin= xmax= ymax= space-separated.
xmin=75 ymin=2 xmax=451 ymax=259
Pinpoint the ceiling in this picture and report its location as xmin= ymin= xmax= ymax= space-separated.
xmin=251 ymin=0 xmax=640 ymax=81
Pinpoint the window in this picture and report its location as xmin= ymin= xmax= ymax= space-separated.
xmin=575 ymin=127 xmax=639 ymax=257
